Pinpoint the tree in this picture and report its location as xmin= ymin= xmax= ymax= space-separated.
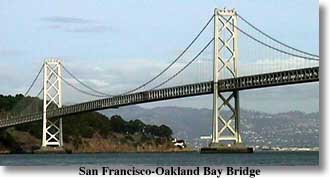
xmin=158 ymin=125 xmax=172 ymax=138
xmin=109 ymin=115 xmax=127 ymax=133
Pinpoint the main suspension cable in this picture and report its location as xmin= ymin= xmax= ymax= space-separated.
xmin=61 ymin=64 xmax=112 ymax=97
xmin=151 ymin=38 xmax=214 ymax=90
xmin=123 ymin=14 xmax=215 ymax=94
xmin=24 ymin=64 xmax=44 ymax=96
xmin=46 ymin=66 xmax=107 ymax=98
xmin=61 ymin=77 xmax=106 ymax=98
xmin=37 ymin=87 xmax=43 ymax=98
xmin=218 ymin=15 xmax=319 ymax=61
xmin=237 ymin=13 xmax=319 ymax=58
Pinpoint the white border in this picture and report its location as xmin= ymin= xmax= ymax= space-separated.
xmin=0 ymin=0 xmax=328 ymax=178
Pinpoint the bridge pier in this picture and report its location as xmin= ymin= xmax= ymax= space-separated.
xmin=201 ymin=8 xmax=252 ymax=153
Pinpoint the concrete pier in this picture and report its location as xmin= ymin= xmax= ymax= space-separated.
xmin=34 ymin=147 xmax=67 ymax=154
xmin=200 ymin=143 xmax=254 ymax=153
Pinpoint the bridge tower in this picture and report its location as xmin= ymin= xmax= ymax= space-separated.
xmin=211 ymin=8 xmax=242 ymax=146
xmin=41 ymin=59 xmax=63 ymax=148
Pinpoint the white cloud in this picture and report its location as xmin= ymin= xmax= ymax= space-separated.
xmin=88 ymin=79 xmax=109 ymax=88
xmin=0 ymin=48 xmax=24 ymax=57
xmin=41 ymin=16 xmax=116 ymax=33
xmin=239 ymin=57 xmax=319 ymax=76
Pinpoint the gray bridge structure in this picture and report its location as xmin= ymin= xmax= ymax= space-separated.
xmin=0 ymin=67 xmax=319 ymax=128
xmin=0 ymin=8 xmax=320 ymax=150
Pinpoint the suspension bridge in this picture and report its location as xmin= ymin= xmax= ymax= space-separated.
xmin=0 ymin=9 xmax=319 ymax=150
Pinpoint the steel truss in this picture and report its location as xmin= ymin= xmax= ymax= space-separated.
xmin=42 ymin=59 xmax=63 ymax=147
xmin=212 ymin=8 xmax=241 ymax=144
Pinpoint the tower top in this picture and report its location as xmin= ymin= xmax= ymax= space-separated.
xmin=214 ymin=8 xmax=237 ymax=16
xmin=44 ymin=58 xmax=62 ymax=64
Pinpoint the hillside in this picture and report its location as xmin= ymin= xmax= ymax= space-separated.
xmin=0 ymin=94 xmax=319 ymax=152
xmin=0 ymin=94 xmax=182 ymax=153
xmin=103 ymin=106 xmax=320 ymax=148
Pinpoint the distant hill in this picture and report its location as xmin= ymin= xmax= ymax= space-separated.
xmin=102 ymin=106 xmax=319 ymax=148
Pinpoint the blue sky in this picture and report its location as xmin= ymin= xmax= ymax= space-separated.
xmin=0 ymin=0 xmax=319 ymax=113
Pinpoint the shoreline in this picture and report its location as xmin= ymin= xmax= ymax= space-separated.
xmin=0 ymin=148 xmax=197 ymax=154
xmin=0 ymin=150 xmax=319 ymax=155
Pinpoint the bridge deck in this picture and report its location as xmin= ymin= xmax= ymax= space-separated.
xmin=0 ymin=67 xmax=319 ymax=128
